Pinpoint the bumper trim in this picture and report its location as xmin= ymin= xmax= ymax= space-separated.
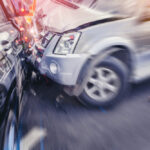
xmin=39 ymin=54 xmax=89 ymax=86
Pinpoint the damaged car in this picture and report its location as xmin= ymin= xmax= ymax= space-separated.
xmin=0 ymin=0 xmax=29 ymax=149
xmin=29 ymin=0 xmax=150 ymax=107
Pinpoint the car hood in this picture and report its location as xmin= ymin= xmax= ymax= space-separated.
xmin=36 ymin=0 xmax=113 ymax=33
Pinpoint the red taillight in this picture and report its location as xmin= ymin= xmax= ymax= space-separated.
xmin=24 ymin=36 xmax=29 ymax=42
xmin=21 ymin=8 xmax=25 ymax=13
xmin=34 ymin=38 xmax=38 ymax=42
xmin=25 ymin=37 xmax=28 ymax=40
xmin=10 ymin=30 xmax=14 ymax=33
xmin=20 ymin=27 xmax=24 ymax=31
xmin=16 ymin=40 xmax=19 ymax=44
xmin=29 ymin=44 xmax=32 ymax=48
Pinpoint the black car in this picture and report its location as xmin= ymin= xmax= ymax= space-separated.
xmin=0 ymin=1 xmax=27 ymax=149
xmin=0 ymin=52 xmax=19 ymax=150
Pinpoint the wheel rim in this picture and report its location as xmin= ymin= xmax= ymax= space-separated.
xmin=85 ymin=67 xmax=121 ymax=102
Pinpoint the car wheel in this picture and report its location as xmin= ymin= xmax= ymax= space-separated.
xmin=79 ymin=56 xmax=129 ymax=107
xmin=3 ymin=110 xmax=18 ymax=150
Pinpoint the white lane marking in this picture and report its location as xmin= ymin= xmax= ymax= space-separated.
xmin=20 ymin=127 xmax=47 ymax=150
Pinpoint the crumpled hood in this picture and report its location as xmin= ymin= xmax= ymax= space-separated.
xmin=36 ymin=0 xmax=113 ymax=33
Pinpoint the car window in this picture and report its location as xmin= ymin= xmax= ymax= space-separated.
xmin=0 ymin=6 xmax=7 ymax=23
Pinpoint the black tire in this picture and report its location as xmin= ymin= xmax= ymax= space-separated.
xmin=79 ymin=56 xmax=129 ymax=107
xmin=3 ymin=110 xmax=18 ymax=150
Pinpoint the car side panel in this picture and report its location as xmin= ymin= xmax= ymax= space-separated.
xmin=75 ymin=17 xmax=137 ymax=54
xmin=74 ymin=17 xmax=150 ymax=82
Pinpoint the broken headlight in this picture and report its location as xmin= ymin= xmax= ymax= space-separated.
xmin=54 ymin=32 xmax=81 ymax=55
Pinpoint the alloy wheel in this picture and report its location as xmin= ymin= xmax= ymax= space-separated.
xmin=85 ymin=67 xmax=121 ymax=102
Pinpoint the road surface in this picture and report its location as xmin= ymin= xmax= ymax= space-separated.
xmin=19 ymin=78 xmax=150 ymax=150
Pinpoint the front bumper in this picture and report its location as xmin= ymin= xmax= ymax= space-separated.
xmin=39 ymin=54 xmax=89 ymax=86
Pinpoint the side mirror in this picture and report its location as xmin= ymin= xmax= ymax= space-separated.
xmin=1 ymin=40 xmax=9 ymax=45
xmin=1 ymin=40 xmax=11 ymax=50
xmin=0 ymin=32 xmax=11 ymax=53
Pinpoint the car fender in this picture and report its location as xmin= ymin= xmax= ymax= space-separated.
xmin=87 ymin=36 xmax=137 ymax=74
xmin=88 ymin=36 xmax=136 ymax=58
xmin=70 ymin=37 xmax=137 ymax=96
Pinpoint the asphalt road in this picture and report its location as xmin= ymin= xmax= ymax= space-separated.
xmin=19 ymin=78 xmax=150 ymax=150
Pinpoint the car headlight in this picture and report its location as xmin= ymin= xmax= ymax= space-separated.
xmin=54 ymin=32 xmax=81 ymax=55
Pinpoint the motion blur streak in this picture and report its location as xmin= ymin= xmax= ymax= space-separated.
xmin=20 ymin=127 xmax=47 ymax=150
xmin=20 ymin=80 xmax=150 ymax=150
xmin=1 ymin=0 xmax=150 ymax=149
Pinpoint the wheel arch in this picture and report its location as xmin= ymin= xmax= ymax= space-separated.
xmin=87 ymin=37 xmax=137 ymax=75
xmin=108 ymin=45 xmax=134 ymax=74
xmin=70 ymin=38 xmax=136 ymax=96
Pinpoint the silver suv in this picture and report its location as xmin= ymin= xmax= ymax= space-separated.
xmin=31 ymin=0 xmax=150 ymax=106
